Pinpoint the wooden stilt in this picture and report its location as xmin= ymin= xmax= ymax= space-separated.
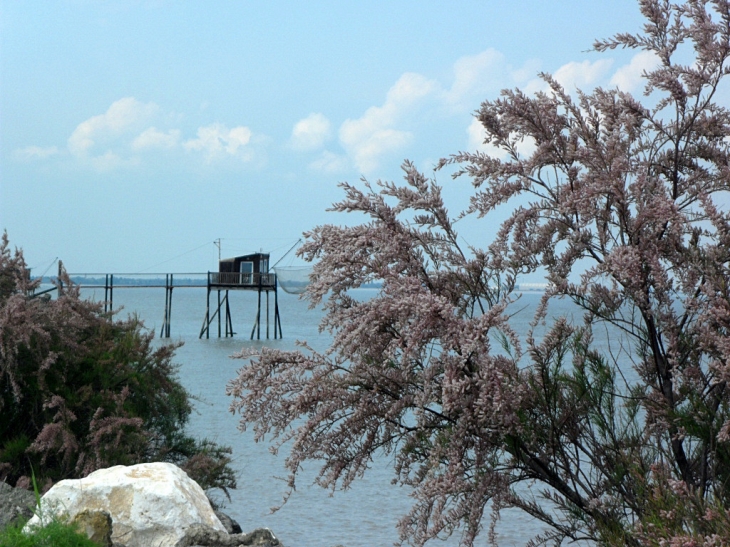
xmin=104 ymin=274 xmax=109 ymax=313
xmin=198 ymin=267 xmax=282 ymax=340
xmin=199 ymin=286 xmax=211 ymax=339
xmin=104 ymin=274 xmax=114 ymax=313
xmin=217 ymin=290 xmax=222 ymax=338
xmin=161 ymin=274 xmax=173 ymax=338
xmin=257 ymin=288 xmax=262 ymax=340
xmin=274 ymin=277 xmax=281 ymax=338
xmin=225 ymin=291 xmax=233 ymax=337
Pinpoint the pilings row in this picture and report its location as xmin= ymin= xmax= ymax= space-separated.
xmin=87 ymin=273 xmax=281 ymax=340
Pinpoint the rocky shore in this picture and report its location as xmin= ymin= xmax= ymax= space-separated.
xmin=0 ymin=463 xmax=283 ymax=547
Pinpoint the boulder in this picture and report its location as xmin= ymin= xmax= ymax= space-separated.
xmin=175 ymin=524 xmax=280 ymax=547
xmin=70 ymin=509 xmax=113 ymax=547
xmin=214 ymin=510 xmax=242 ymax=534
xmin=24 ymin=462 xmax=226 ymax=547
xmin=0 ymin=481 xmax=37 ymax=530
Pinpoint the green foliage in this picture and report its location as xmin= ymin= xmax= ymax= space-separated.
xmin=0 ymin=518 xmax=103 ymax=547
xmin=0 ymin=233 xmax=235 ymax=498
xmin=0 ymin=467 xmax=100 ymax=547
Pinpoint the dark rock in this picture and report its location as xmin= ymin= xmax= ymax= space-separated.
xmin=215 ymin=510 xmax=242 ymax=534
xmin=0 ymin=481 xmax=37 ymax=529
xmin=175 ymin=524 xmax=281 ymax=547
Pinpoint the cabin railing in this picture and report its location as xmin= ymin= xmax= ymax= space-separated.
xmin=209 ymin=272 xmax=276 ymax=287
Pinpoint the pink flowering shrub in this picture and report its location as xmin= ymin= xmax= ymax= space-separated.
xmin=229 ymin=1 xmax=730 ymax=545
xmin=0 ymin=233 xmax=235 ymax=497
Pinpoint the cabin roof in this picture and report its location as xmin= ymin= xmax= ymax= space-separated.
xmin=220 ymin=252 xmax=269 ymax=262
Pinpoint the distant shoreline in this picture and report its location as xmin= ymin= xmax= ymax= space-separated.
xmin=33 ymin=276 xmax=547 ymax=293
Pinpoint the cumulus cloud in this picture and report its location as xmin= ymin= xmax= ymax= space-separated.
xmin=525 ymin=59 xmax=614 ymax=95
xmin=466 ymin=117 xmax=535 ymax=159
xmin=132 ymin=127 xmax=181 ymax=150
xmin=467 ymin=118 xmax=489 ymax=152
xmin=610 ymin=51 xmax=660 ymax=93
xmin=87 ymin=150 xmax=139 ymax=172
xmin=183 ymin=123 xmax=254 ymax=162
xmin=340 ymin=127 xmax=412 ymax=174
xmin=12 ymin=145 xmax=59 ymax=161
xmin=446 ymin=49 xmax=507 ymax=106
xmin=554 ymin=59 xmax=614 ymax=90
xmin=309 ymin=150 xmax=350 ymax=174
xmin=67 ymin=97 xmax=158 ymax=156
xmin=339 ymin=72 xmax=437 ymax=173
xmin=334 ymin=51 xmax=541 ymax=174
xmin=15 ymin=96 xmax=266 ymax=171
xmin=291 ymin=113 xmax=332 ymax=151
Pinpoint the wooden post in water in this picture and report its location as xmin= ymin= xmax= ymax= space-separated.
xmin=200 ymin=259 xmax=281 ymax=340
xmin=275 ymin=276 xmax=281 ymax=339
xmin=160 ymin=274 xmax=173 ymax=338
xmin=104 ymin=274 xmax=114 ymax=313
xmin=57 ymin=260 xmax=64 ymax=294
xmin=199 ymin=273 xmax=237 ymax=339
xmin=225 ymin=292 xmax=233 ymax=336
xmin=217 ymin=290 xmax=222 ymax=338
xmin=200 ymin=283 xmax=211 ymax=339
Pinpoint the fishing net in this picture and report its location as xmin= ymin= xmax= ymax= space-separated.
xmin=274 ymin=266 xmax=313 ymax=295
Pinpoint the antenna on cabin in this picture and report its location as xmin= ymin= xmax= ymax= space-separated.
xmin=214 ymin=239 xmax=222 ymax=261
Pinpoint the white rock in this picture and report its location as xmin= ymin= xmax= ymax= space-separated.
xmin=24 ymin=462 xmax=226 ymax=547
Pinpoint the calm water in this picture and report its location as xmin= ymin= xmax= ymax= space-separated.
xmin=77 ymin=286 xmax=601 ymax=547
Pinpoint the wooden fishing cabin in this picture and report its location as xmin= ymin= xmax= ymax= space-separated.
xmin=200 ymin=252 xmax=281 ymax=339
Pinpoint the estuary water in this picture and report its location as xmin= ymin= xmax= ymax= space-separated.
xmin=77 ymin=285 xmax=595 ymax=547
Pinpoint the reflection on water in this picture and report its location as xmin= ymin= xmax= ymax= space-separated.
xmin=78 ymin=286 xmax=609 ymax=547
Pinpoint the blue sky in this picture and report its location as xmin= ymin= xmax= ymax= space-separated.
xmin=1 ymin=1 xmax=651 ymax=275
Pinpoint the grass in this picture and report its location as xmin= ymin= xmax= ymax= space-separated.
xmin=0 ymin=518 xmax=102 ymax=547
xmin=0 ymin=469 xmax=102 ymax=547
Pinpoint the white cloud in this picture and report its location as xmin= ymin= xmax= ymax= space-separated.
xmin=387 ymin=71 xmax=439 ymax=106
xmin=610 ymin=51 xmax=660 ymax=93
xmin=446 ymin=49 xmax=507 ymax=106
xmin=132 ymin=127 xmax=181 ymax=150
xmin=340 ymin=126 xmax=413 ymax=174
xmin=339 ymin=72 xmax=437 ymax=173
xmin=291 ymin=113 xmax=332 ymax=151
xmin=12 ymin=145 xmax=59 ymax=161
xmin=525 ymin=59 xmax=614 ymax=95
xmin=309 ymin=150 xmax=349 ymax=174
xmin=554 ymin=59 xmax=614 ymax=91
xmin=183 ymin=123 xmax=254 ymax=162
xmin=467 ymin=118 xmax=490 ymax=152
xmin=334 ymin=51 xmax=543 ymax=174
xmin=466 ymin=117 xmax=535 ymax=159
xmin=68 ymin=97 xmax=158 ymax=156
xmin=467 ymin=117 xmax=510 ymax=159
xmin=511 ymin=58 xmax=542 ymax=85
xmin=16 ymin=97 xmax=266 ymax=171
xmin=87 ymin=150 xmax=138 ymax=172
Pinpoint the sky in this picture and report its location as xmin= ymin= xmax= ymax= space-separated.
xmin=1 ymin=0 xmax=654 ymax=277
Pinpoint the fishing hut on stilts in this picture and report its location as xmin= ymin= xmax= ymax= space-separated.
xmin=199 ymin=253 xmax=282 ymax=339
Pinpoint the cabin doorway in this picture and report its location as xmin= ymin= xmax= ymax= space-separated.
xmin=240 ymin=261 xmax=253 ymax=284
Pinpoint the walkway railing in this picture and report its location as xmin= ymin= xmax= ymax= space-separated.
xmin=208 ymin=272 xmax=276 ymax=287
xmin=31 ymin=271 xmax=281 ymax=340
